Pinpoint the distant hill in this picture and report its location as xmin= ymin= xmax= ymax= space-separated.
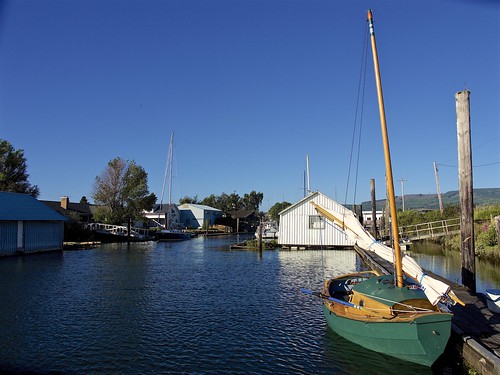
xmin=360 ymin=188 xmax=500 ymax=211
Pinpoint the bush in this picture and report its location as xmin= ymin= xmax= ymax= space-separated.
xmin=476 ymin=223 xmax=498 ymax=250
xmin=474 ymin=205 xmax=500 ymax=221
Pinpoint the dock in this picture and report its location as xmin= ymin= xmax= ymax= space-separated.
xmin=355 ymin=245 xmax=500 ymax=375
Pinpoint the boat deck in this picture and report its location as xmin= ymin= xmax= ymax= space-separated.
xmin=354 ymin=245 xmax=500 ymax=375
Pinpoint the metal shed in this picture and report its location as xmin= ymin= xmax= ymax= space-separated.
xmin=0 ymin=192 xmax=67 ymax=256
xmin=178 ymin=203 xmax=222 ymax=229
xmin=278 ymin=191 xmax=354 ymax=249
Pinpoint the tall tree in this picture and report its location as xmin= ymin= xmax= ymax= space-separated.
xmin=0 ymin=139 xmax=40 ymax=197
xmin=92 ymin=157 xmax=156 ymax=224
xmin=268 ymin=201 xmax=292 ymax=223
xmin=201 ymin=194 xmax=219 ymax=209
xmin=242 ymin=191 xmax=264 ymax=212
xmin=179 ymin=195 xmax=199 ymax=204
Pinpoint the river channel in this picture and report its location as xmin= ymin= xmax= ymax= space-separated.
xmin=0 ymin=235 xmax=497 ymax=374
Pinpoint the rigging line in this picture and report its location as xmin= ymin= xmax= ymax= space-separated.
xmin=344 ymin=20 xmax=369 ymax=213
xmin=357 ymin=291 xmax=434 ymax=312
xmin=352 ymin=37 xmax=368 ymax=207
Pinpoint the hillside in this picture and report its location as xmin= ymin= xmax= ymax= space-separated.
xmin=360 ymin=188 xmax=500 ymax=211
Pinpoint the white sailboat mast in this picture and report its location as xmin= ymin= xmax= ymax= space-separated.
xmin=159 ymin=131 xmax=175 ymax=229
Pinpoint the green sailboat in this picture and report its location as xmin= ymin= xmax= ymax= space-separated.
xmin=303 ymin=10 xmax=463 ymax=367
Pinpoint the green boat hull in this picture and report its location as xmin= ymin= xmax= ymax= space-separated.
xmin=322 ymin=304 xmax=452 ymax=367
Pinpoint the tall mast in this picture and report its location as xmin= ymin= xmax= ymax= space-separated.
xmin=168 ymin=131 xmax=174 ymax=206
xmin=367 ymin=9 xmax=404 ymax=288
xmin=306 ymin=154 xmax=311 ymax=194
xmin=159 ymin=131 xmax=175 ymax=229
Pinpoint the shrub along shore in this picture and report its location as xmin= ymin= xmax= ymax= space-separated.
xmin=401 ymin=205 xmax=500 ymax=263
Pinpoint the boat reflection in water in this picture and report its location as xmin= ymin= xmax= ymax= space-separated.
xmin=0 ymin=238 xmax=472 ymax=374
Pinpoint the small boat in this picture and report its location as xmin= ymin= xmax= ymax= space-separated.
xmin=485 ymin=289 xmax=500 ymax=313
xmin=155 ymin=132 xmax=191 ymax=242
xmin=155 ymin=228 xmax=192 ymax=241
xmin=302 ymin=10 xmax=462 ymax=367
xmin=255 ymin=221 xmax=279 ymax=239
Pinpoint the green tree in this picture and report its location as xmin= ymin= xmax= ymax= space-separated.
xmin=0 ymin=139 xmax=40 ymax=197
xmin=199 ymin=191 xmax=264 ymax=213
xmin=268 ymin=201 xmax=292 ymax=223
xmin=201 ymin=194 xmax=219 ymax=209
xmin=179 ymin=195 xmax=199 ymax=204
xmin=92 ymin=157 xmax=156 ymax=224
xmin=242 ymin=191 xmax=264 ymax=212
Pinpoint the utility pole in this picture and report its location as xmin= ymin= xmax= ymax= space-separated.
xmin=456 ymin=90 xmax=475 ymax=293
xmin=433 ymin=161 xmax=444 ymax=214
xmin=399 ymin=178 xmax=407 ymax=211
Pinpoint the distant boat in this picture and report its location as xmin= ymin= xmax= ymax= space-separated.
xmin=255 ymin=221 xmax=279 ymax=239
xmin=155 ymin=132 xmax=191 ymax=241
xmin=87 ymin=223 xmax=153 ymax=242
xmin=302 ymin=10 xmax=463 ymax=367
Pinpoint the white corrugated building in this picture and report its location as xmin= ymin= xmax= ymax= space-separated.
xmin=278 ymin=191 xmax=354 ymax=249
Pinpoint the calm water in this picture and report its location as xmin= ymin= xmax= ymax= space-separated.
xmin=0 ymin=236 xmax=488 ymax=374
xmin=408 ymin=241 xmax=500 ymax=293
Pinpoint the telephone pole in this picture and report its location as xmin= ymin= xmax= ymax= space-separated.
xmin=456 ymin=90 xmax=475 ymax=292
xmin=433 ymin=161 xmax=444 ymax=214
xmin=399 ymin=178 xmax=407 ymax=211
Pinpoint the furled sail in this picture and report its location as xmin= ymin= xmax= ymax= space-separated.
xmin=310 ymin=202 xmax=463 ymax=306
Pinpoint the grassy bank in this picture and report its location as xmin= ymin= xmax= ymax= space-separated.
xmin=399 ymin=204 xmax=500 ymax=263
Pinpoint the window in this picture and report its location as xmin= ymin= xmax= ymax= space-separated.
xmin=309 ymin=215 xmax=325 ymax=229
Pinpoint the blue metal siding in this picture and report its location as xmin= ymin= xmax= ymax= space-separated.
xmin=24 ymin=221 xmax=64 ymax=253
xmin=0 ymin=221 xmax=18 ymax=256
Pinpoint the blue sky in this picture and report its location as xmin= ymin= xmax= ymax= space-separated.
xmin=1 ymin=0 xmax=499 ymax=211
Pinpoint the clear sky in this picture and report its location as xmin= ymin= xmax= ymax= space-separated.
xmin=1 ymin=0 xmax=499 ymax=211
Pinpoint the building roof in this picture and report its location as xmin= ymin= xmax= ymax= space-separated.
xmin=150 ymin=203 xmax=178 ymax=214
xmin=0 ymin=192 xmax=68 ymax=221
xmin=279 ymin=191 xmax=322 ymax=215
xmin=41 ymin=201 xmax=88 ymax=215
xmin=179 ymin=203 xmax=222 ymax=212
xmin=226 ymin=210 xmax=256 ymax=219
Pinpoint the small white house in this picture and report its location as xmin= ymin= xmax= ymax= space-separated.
xmin=144 ymin=204 xmax=183 ymax=229
xmin=278 ymin=191 xmax=354 ymax=249
xmin=178 ymin=204 xmax=222 ymax=229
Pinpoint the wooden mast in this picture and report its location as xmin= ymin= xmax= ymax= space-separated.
xmin=367 ymin=9 xmax=404 ymax=288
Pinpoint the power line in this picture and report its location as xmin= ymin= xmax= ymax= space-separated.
xmin=437 ymin=161 xmax=500 ymax=168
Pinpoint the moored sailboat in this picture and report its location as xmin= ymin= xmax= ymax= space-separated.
xmin=155 ymin=132 xmax=192 ymax=241
xmin=302 ymin=10 xmax=462 ymax=367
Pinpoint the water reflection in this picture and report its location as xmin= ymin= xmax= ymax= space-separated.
xmin=408 ymin=241 xmax=500 ymax=292
xmin=0 ymin=238 xmax=474 ymax=374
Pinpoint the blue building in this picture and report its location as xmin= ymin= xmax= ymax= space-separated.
xmin=0 ymin=192 xmax=67 ymax=256
xmin=178 ymin=203 xmax=222 ymax=229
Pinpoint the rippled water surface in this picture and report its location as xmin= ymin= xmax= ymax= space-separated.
xmin=0 ymin=236 xmax=460 ymax=374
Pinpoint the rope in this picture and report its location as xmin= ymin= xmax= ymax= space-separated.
xmin=357 ymin=292 xmax=434 ymax=313
xmin=343 ymin=20 xmax=369 ymax=214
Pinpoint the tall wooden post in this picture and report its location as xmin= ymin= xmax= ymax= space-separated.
xmin=370 ymin=179 xmax=377 ymax=238
xmin=456 ymin=90 xmax=475 ymax=292
xmin=258 ymin=217 xmax=263 ymax=253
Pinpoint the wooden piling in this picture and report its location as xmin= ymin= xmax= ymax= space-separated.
xmin=456 ymin=90 xmax=475 ymax=293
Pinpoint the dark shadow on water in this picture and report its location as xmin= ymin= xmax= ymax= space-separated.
xmin=322 ymin=327 xmax=467 ymax=375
